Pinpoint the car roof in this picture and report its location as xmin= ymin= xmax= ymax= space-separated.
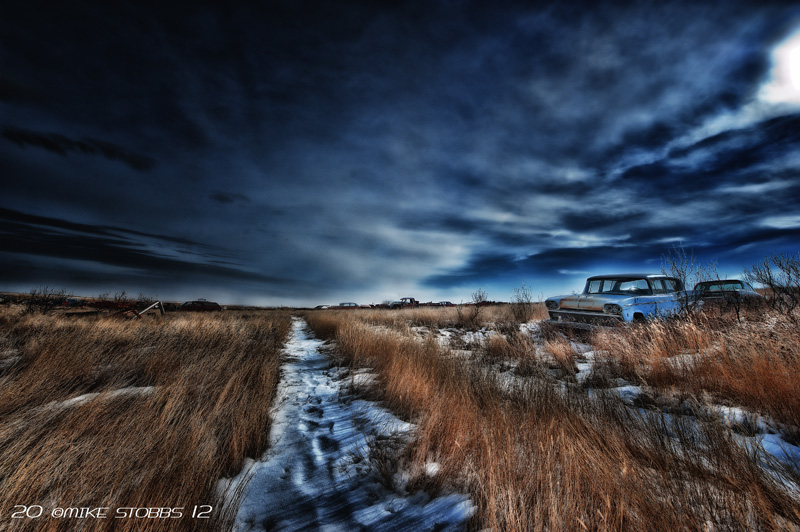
xmin=587 ymin=273 xmax=676 ymax=280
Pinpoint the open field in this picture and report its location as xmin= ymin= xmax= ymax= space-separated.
xmin=304 ymin=304 xmax=800 ymax=531
xmin=1 ymin=298 xmax=799 ymax=531
xmin=0 ymin=307 xmax=291 ymax=532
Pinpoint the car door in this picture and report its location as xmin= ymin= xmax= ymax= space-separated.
xmin=650 ymin=279 xmax=676 ymax=317
xmin=630 ymin=279 xmax=659 ymax=317
xmin=658 ymin=278 xmax=683 ymax=316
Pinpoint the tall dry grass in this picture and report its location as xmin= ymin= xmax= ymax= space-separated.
xmin=590 ymin=313 xmax=800 ymax=430
xmin=305 ymin=309 xmax=800 ymax=532
xmin=306 ymin=303 xmax=548 ymax=335
xmin=0 ymin=307 xmax=290 ymax=532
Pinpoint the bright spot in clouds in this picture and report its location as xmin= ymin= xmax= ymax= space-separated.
xmin=760 ymin=26 xmax=800 ymax=104
xmin=761 ymin=215 xmax=800 ymax=229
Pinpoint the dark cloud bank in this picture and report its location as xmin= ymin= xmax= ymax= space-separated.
xmin=2 ymin=1 xmax=800 ymax=305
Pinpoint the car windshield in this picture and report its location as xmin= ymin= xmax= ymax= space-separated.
xmin=696 ymin=281 xmax=744 ymax=292
xmin=585 ymin=278 xmax=653 ymax=295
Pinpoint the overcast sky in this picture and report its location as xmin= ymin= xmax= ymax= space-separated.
xmin=2 ymin=0 xmax=800 ymax=306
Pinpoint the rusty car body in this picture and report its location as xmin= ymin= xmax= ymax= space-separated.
xmin=545 ymin=273 xmax=685 ymax=325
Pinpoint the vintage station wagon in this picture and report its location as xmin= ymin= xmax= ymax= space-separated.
xmin=545 ymin=273 xmax=685 ymax=324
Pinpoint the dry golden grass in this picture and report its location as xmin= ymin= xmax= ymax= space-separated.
xmin=543 ymin=334 xmax=577 ymax=375
xmin=590 ymin=313 xmax=800 ymax=430
xmin=0 ymin=307 xmax=290 ymax=532
xmin=305 ymin=308 xmax=800 ymax=532
xmin=307 ymin=302 xmax=548 ymax=335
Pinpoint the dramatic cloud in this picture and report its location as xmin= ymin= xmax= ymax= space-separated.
xmin=3 ymin=127 xmax=156 ymax=171
xmin=1 ymin=1 xmax=800 ymax=305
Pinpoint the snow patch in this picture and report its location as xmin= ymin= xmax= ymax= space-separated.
xmin=41 ymin=386 xmax=155 ymax=411
xmin=224 ymin=317 xmax=473 ymax=531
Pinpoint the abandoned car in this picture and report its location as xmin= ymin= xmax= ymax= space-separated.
xmin=329 ymin=302 xmax=369 ymax=309
xmin=388 ymin=297 xmax=420 ymax=309
xmin=179 ymin=300 xmax=223 ymax=311
xmin=692 ymin=280 xmax=764 ymax=307
xmin=545 ymin=273 xmax=685 ymax=324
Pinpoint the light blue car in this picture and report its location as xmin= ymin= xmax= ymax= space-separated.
xmin=545 ymin=273 xmax=685 ymax=325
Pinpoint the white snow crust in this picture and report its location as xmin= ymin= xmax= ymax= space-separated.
xmin=224 ymin=318 xmax=473 ymax=531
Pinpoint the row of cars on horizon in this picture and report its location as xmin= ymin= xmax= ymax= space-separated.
xmin=314 ymin=298 xmax=456 ymax=310
xmin=545 ymin=273 xmax=763 ymax=325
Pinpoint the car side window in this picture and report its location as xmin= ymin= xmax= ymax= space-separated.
xmin=619 ymin=280 xmax=648 ymax=291
xmin=650 ymin=279 xmax=665 ymax=294
xmin=662 ymin=279 xmax=678 ymax=292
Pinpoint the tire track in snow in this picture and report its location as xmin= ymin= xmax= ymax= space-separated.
xmin=229 ymin=317 xmax=472 ymax=531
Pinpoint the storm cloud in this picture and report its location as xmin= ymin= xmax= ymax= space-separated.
xmin=2 ymin=1 xmax=800 ymax=305
xmin=3 ymin=127 xmax=157 ymax=171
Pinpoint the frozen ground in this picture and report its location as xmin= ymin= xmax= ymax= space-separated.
xmin=224 ymin=317 xmax=473 ymax=532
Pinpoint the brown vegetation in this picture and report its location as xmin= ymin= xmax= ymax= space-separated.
xmin=0 ymin=307 xmax=290 ymax=532
xmin=322 ymin=302 xmax=548 ymax=334
xmin=591 ymin=312 xmax=800 ymax=431
xmin=304 ymin=307 xmax=800 ymax=532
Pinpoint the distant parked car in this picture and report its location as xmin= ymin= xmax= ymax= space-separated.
xmin=179 ymin=300 xmax=222 ymax=311
xmin=329 ymin=302 xmax=367 ymax=309
xmin=388 ymin=297 xmax=419 ymax=309
xmin=546 ymin=273 xmax=685 ymax=325
xmin=692 ymin=280 xmax=764 ymax=308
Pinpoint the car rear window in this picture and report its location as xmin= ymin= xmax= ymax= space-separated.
xmin=586 ymin=278 xmax=652 ymax=294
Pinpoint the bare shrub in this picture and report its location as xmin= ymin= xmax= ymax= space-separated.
xmin=23 ymin=286 xmax=67 ymax=314
xmin=455 ymin=288 xmax=488 ymax=329
xmin=745 ymin=250 xmax=800 ymax=317
xmin=661 ymin=244 xmax=723 ymax=314
xmin=509 ymin=282 xmax=535 ymax=323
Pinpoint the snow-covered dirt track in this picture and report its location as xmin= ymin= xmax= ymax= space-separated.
xmin=228 ymin=317 xmax=472 ymax=531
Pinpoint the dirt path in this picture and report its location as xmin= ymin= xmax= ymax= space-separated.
xmin=230 ymin=317 xmax=472 ymax=531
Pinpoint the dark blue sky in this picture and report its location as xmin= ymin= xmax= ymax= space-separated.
xmin=2 ymin=0 xmax=800 ymax=305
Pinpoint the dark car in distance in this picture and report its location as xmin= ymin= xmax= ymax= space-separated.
xmin=179 ymin=300 xmax=223 ymax=311
xmin=692 ymin=280 xmax=764 ymax=308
